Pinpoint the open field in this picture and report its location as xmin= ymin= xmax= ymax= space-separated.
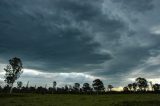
xmin=0 ymin=94 xmax=160 ymax=106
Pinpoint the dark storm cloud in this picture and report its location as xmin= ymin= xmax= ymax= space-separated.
xmin=93 ymin=31 xmax=160 ymax=75
xmin=88 ymin=0 xmax=160 ymax=86
xmin=1 ymin=0 xmax=160 ymax=86
xmin=0 ymin=0 xmax=125 ymax=72
xmin=112 ymin=0 xmax=154 ymax=12
xmin=94 ymin=47 xmax=152 ymax=75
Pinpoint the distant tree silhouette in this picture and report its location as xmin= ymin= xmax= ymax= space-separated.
xmin=4 ymin=57 xmax=23 ymax=93
xmin=82 ymin=83 xmax=91 ymax=92
xmin=132 ymin=83 xmax=137 ymax=92
xmin=153 ymin=84 xmax=160 ymax=92
xmin=37 ymin=86 xmax=47 ymax=94
xmin=26 ymin=81 xmax=29 ymax=88
xmin=17 ymin=81 xmax=23 ymax=89
xmin=73 ymin=83 xmax=80 ymax=92
xmin=92 ymin=79 xmax=105 ymax=93
xmin=123 ymin=86 xmax=129 ymax=92
xmin=64 ymin=85 xmax=69 ymax=92
xmin=136 ymin=77 xmax=148 ymax=91
xmin=53 ymin=81 xmax=57 ymax=89
xmin=107 ymin=85 xmax=113 ymax=91
xmin=69 ymin=85 xmax=72 ymax=92
xmin=128 ymin=84 xmax=133 ymax=91
xmin=29 ymin=86 xmax=36 ymax=93
xmin=35 ymin=85 xmax=37 ymax=89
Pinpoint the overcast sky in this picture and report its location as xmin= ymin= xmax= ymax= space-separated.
xmin=0 ymin=0 xmax=160 ymax=88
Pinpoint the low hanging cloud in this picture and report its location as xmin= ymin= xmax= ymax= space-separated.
xmin=0 ymin=68 xmax=103 ymax=87
xmin=0 ymin=0 xmax=115 ymax=72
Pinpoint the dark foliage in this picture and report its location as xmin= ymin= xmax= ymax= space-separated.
xmin=4 ymin=57 xmax=23 ymax=93
xmin=92 ymin=79 xmax=105 ymax=92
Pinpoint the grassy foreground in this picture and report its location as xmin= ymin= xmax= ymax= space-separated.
xmin=0 ymin=94 xmax=160 ymax=106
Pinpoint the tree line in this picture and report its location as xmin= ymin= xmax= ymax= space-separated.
xmin=0 ymin=57 xmax=160 ymax=94
xmin=124 ymin=77 xmax=160 ymax=92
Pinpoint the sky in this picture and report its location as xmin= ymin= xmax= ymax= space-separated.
xmin=0 ymin=0 xmax=160 ymax=88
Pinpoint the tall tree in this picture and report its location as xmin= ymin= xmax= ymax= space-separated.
xmin=73 ymin=83 xmax=80 ymax=91
xmin=136 ymin=77 xmax=148 ymax=91
xmin=153 ymin=84 xmax=160 ymax=92
xmin=53 ymin=81 xmax=57 ymax=93
xmin=4 ymin=57 xmax=23 ymax=93
xmin=69 ymin=85 xmax=72 ymax=91
xmin=64 ymin=85 xmax=69 ymax=92
xmin=82 ymin=83 xmax=91 ymax=92
xmin=128 ymin=84 xmax=133 ymax=91
xmin=53 ymin=81 xmax=57 ymax=89
xmin=92 ymin=79 xmax=105 ymax=92
xmin=107 ymin=85 xmax=113 ymax=91
xmin=26 ymin=81 xmax=29 ymax=88
xmin=132 ymin=83 xmax=137 ymax=92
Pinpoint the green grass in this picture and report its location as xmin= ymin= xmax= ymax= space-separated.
xmin=0 ymin=94 xmax=160 ymax=106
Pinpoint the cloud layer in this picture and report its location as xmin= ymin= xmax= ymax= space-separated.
xmin=0 ymin=0 xmax=160 ymax=86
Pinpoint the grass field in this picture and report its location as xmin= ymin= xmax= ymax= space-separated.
xmin=0 ymin=94 xmax=160 ymax=106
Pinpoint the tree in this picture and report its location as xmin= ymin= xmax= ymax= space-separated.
xmin=107 ymin=85 xmax=113 ymax=91
xmin=53 ymin=81 xmax=57 ymax=89
xmin=64 ymin=85 xmax=69 ymax=92
xmin=136 ymin=77 xmax=148 ymax=91
xmin=52 ymin=81 xmax=57 ymax=93
xmin=132 ymin=83 xmax=137 ymax=92
xmin=73 ymin=83 xmax=80 ymax=92
xmin=26 ymin=81 xmax=29 ymax=88
xmin=153 ymin=84 xmax=160 ymax=92
xmin=82 ymin=83 xmax=91 ymax=92
xmin=123 ymin=87 xmax=129 ymax=92
xmin=4 ymin=57 xmax=23 ymax=93
xmin=92 ymin=79 xmax=105 ymax=92
xmin=69 ymin=85 xmax=72 ymax=92
xmin=17 ymin=81 xmax=23 ymax=89
xmin=128 ymin=84 xmax=133 ymax=91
